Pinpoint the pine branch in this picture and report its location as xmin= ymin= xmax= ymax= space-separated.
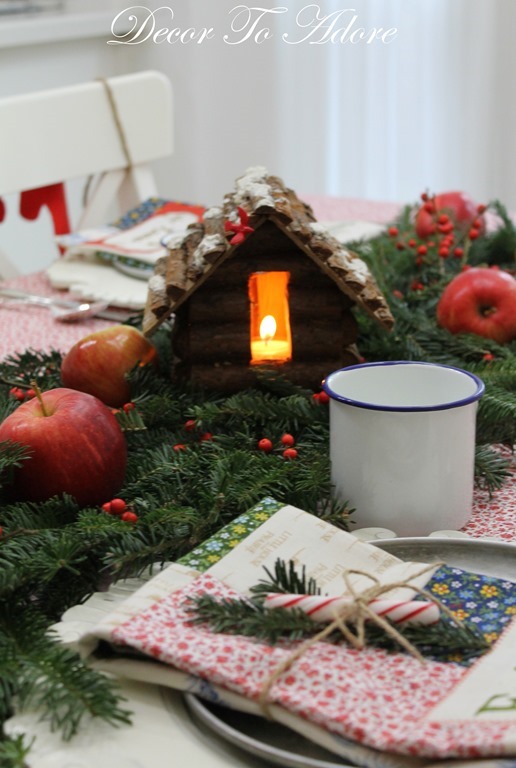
xmin=360 ymin=619 xmax=489 ymax=661
xmin=0 ymin=529 xmax=93 ymax=603
xmin=0 ymin=348 xmax=63 ymax=392
xmin=102 ymin=525 xmax=192 ymax=579
xmin=190 ymin=391 xmax=325 ymax=434
xmin=477 ymin=384 xmax=516 ymax=446
xmin=474 ymin=445 xmax=511 ymax=495
xmin=0 ymin=734 xmax=33 ymax=768
xmin=113 ymin=406 xmax=147 ymax=432
xmin=0 ymin=604 xmax=131 ymax=741
xmin=472 ymin=357 xmax=516 ymax=390
xmin=250 ymin=557 xmax=322 ymax=600
xmin=15 ymin=643 xmax=131 ymax=741
xmin=253 ymin=366 xmax=314 ymax=398
xmin=468 ymin=200 xmax=516 ymax=267
xmin=189 ymin=593 xmax=316 ymax=644
xmin=0 ymin=494 xmax=80 ymax=530
xmin=0 ymin=442 xmax=31 ymax=494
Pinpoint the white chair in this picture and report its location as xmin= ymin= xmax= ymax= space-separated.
xmin=0 ymin=70 xmax=173 ymax=277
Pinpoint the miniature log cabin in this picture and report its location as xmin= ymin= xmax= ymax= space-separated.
xmin=143 ymin=167 xmax=394 ymax=392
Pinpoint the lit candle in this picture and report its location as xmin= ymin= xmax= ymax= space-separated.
xmin=251 ymin=314 xmax=290 ymax=362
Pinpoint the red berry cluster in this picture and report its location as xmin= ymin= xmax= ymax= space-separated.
xmin=9 ymin=386 xmax=36 ymax=402
xmin=387 ymin=193 xmax=487 ymax=296
xmin=312 ymin=390 xmax=330 ymax=404
xmin=111 ymin=401 xmax=137 ymax=415
xmin=173 ymin=420 xmax=213 ymax=452
xmin=258 ymin=433 xmax=298 ymax=459
xmin=101 ymin=497 xmax=138 ymax=523
xmin=418 ymin=193 xmax=486 ymax=238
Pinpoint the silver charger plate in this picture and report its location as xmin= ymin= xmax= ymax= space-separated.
xmin=183 ymin=537 xmax=516 ymax=768
xmin=184 ymin=693 xmax=348 ymax=768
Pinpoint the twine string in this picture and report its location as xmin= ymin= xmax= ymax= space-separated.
xmin=258 ymin=561 xmax=449 ymax=718
xmin=82 ymin=77 xmax=133 ymax=207
xmin=97 ymin=76 xmax=133 ymax=169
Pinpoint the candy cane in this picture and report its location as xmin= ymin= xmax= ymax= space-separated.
xmin=264 ymin=593 xmax=440 ymax=625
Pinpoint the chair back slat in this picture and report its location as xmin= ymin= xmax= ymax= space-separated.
xmin=0 ymin=70 xmax=173 ymax=195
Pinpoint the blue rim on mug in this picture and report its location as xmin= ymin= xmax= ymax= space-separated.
xmin=322 ymin=360 xmax=485 ymax=413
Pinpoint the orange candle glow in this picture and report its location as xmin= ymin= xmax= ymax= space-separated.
xmin=249 ymin=272 xmax=292 ymax=364
xmin=251 ymin=314 xmax=291 ymax=361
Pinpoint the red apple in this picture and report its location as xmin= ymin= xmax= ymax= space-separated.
xmin=437 ymin=267 xmax=516 ymax=344
xmin=60 ymin=325 xmax=157 ymax=408
xmin=0 ymin=388 xmax=127 ymax=506
xmin=415 ymin=191 xmax=483 ymax=239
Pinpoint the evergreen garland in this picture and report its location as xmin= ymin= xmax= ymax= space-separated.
xmin=0 ymin=603 xmax=131 ymax=740
xmin=0 ymin=195 xmax=514 ymax=762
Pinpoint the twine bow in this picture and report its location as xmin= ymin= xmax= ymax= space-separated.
xmin=258 ymin=561 xmax=461 ymax=717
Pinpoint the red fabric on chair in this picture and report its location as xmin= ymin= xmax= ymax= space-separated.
xmin=19 ymin=183 xmax=71 ymax=236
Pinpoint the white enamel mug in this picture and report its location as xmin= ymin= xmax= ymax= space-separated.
xmin=323 ymin=361 xmax=485 ymax=536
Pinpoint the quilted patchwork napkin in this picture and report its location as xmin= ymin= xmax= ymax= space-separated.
xmin=109 ymin=571 xmax=516 ymax=760
xmin=47 ymin=198 xmax=205 ymax=308
xmin=79 ymin=499 xmax=516 ymax=765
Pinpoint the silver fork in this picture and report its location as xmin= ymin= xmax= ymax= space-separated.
xmin=0 ymin=288 xmax=133 ymax=322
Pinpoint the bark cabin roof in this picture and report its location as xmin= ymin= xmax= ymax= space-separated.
xmin=143 ymin=167 xmax=394 ymax=335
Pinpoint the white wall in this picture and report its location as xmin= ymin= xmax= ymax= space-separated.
xmin=1 ymin=0 xmax=516 ymax=274
xmin=121 ymin=2 xmax=287 ymax=207
xmin=122 ymin=0 xmax=516 ymax=209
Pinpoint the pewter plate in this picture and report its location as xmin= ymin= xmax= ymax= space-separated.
xmin=183 ymin=537 xmax=516 ymax=768
xmin=184 ymin=693 xmax=349 ymax=768
xmin=377 ymin=537 xmax=516 ymax=580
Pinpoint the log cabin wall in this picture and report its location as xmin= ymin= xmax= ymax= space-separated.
xmin=171 ymin=221 xmax=361 ymax=392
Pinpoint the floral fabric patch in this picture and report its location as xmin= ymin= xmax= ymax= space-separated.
xmin=425 ymin=564 xmax=516 ymax=662
xmin=179 ymin=497 xmax=283 ymax=571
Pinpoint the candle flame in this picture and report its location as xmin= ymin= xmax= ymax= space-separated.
xmin=248 ymin=271 xmax=292 ymax=364
xmin=259 ymin=315 xmax=276 ymax=342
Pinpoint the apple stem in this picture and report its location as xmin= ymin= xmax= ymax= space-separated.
xmin=30 ymin=380 xmax=49 ymax=417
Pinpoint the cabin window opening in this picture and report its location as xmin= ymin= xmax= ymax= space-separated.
xmin=248 ymin=271 xmax=292 ymax=364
